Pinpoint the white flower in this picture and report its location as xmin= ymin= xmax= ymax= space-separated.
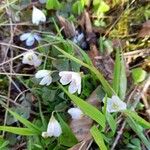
xmin=22 ymin=51 xmax=42 ymax=67
xmin=32 ymin=6 xmax=46 ymax=25
xmin=35 ymin=70 xmax=52 ymax=86
xmin=20 ymin=32 xmax=41 ymax=46
xmin=103 ymin=95 xmax=127 ymax=113
xmin=39 ymin=0 xmax=47 ymax=3
xmin=42 ymin=115 xmax=62 ymax=138
xmin=59 ymin=71 xmax=82 ymax=94
xmin=68 ymin=107 xmax=83 ymax=120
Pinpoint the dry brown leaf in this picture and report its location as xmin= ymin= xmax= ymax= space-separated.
xmin=57 ymin=15 xmax=76 ymax=38
xmin=138 ymin=20 xmax=150 ymax=38
xmin=83 ymin=11 xmax=100 ymax=66
xmin=68 ymin=87 xmax=101 ymax=150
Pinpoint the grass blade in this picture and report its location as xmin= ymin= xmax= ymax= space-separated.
xmin=126 ymin=117 xmax=150 ymax=149
xmin=112 ymin=48 xmax=121 ymax=95
xmin=90 ymin=125 xmax=107 ymax=150
xmin=0 ymin=126 xmax=37 ymax=136
xmin=119 ymin=54 xmax=127 ymax=100
xmin=0 ymin=101 xmax=41 ymax=133
xmin=124 ymin=110 xmax=150 ymax=129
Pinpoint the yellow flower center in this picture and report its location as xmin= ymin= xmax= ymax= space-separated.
xmin=112 ymin=103 xmax=119 ymax=110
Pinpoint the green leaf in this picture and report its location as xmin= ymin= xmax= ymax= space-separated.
xmin=6 ymin=108 xmax=41 ymax=134
xmin=0 ymin=138 xmax=9 ymax=150
xmin=46 ymin=0 xmax=61 ymax=10
xmin=0 ymin=101 xmax=41 ymax=134
xmin=124 ymin=110 xmax=150 ymax=129
xmin=72 ymin=1 xmax=84 ymax=15
xmin=93 ymin=0 xmax=100 ymax=6
xmin=0 ymin=126 xmax=37 ymax=135
xmin=131 ymin=68 xmax=147 ymax=84
xmin=106 ymin=113 xmax=117 ymax=134
xmin=90 ymin=125 xmax=107 ymax=150
xmin=112 ymin=49 xmax=121 ymax=95
xmin=60 ymin=85 xmax=106 ymax=129
xmin=112 ymin=49 xmax=127 ymax=100
xmin=81 ymin=0 xmax=90 ymax=6
xmin=119 ymin=56 xmax=127 ymax=100
xmin=126 ymin=117 xmax=150 ymax=149
xmin=57 ymin=113 xmax=78 ymax=147
xmin=98 ymin=1 xmax=110 ymax=13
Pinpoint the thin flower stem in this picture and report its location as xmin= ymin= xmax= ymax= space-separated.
xmin=0 ymin=72 xmax=34 ymax=76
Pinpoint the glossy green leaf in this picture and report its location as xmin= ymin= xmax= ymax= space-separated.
xmin=131 ymin=68 xmax=147 ymax=84
xmin=90 ymin=125 xmax=107 ymax=150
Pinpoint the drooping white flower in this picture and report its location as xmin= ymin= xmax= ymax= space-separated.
xmin=35 ymin=70 xmax=52 ymax=86
xmin=20 ymin=32 xmax=41 ymax=46
xmin=68 ymin=107 xmax=83 ymax=120
xmin=59 ymin=71 xmax=82 ymax=94
xmin=42 ymin=115 xmax=62 ymax=138
xmin=22 ymin=51 xmax=42 ymax=67
xmin=39 ymin=0 xmax=47 ymax=3
xmin=103 ymin=95 xmax=127 ymax=113
xmin=32 ymin=6 xmax=46 ymax=25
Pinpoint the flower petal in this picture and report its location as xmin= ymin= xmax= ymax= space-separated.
xmin=32 ymin=6 xmax=46 ymax=25
xmin=59 ymin=74 xmax=72 ymax=85
xmin=112 ymin=96 xmax=127 ymax=111
xmin=22 ymin=51 xmax=34 ymax=65
xmin=68 ymin=80 xmax=78 ymax=94
xmin=26 ymin=35 xmax=35 ymax=46
xmin=35 ymin=70 xmax=50 ymax=78
xmin=20 ymin=33 xmax=31 ymax=41
xmin=39 ymin=75 xmax=52 ymax=86
xmin=106 ymin=95 xmax=127 ymax=113
xmin=68 ymin=108 xmax=83 ymax=119
xmin=47 ymin=116 xmax=62 ymax=137
xmin=33 ymin=33 xmax=41 ymax=42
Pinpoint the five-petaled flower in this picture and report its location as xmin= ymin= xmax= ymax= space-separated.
xmin=35 ymin=70 xmax=52 ymax=86
xmin=103 ymin=95 xmax=127 ymax=113
xmin=32 ymin=6 xmax=46 ymax=25
xmin=20 ymin=32 xmax=41 ymax=46
xmin=59 ymin=71 xmax=82 ymax=94
xmin=42 ymin=115 xmax=62 ymax=138
xmin=68 ymin=107 xmax=83 ymax=120
xmin=22 ymin=51 xmax=42 ymax=67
